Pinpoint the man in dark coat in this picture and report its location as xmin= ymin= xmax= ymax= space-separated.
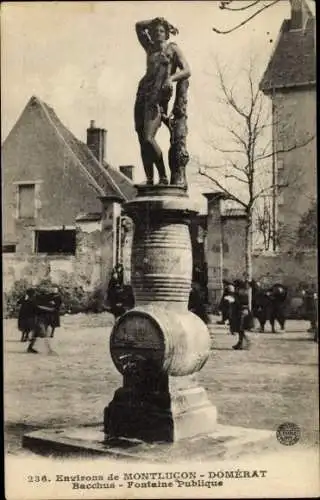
xmin=107 ymin=266 xmax=135 ymax=319
xmin=302 ymin=284 xmax=318 ymax=341
xmin=217 ymin=280 xmax=231 ymax=325
xmin=122 ymin=284 xmax=135 ymax=312
xmin=115 ymin=263 xmax=124 ymax=286
xmin=230 ymin=280 xmax=251 ymax=350
xmin=269 ymin=283 xmax=287 ymax=333
xmin=188 ymin=283 xmax=208 ymax=324
xmin=48 ymin=286 xmax=62 ymax=338
xmin=18 ymin=288 xmax=36 ymax=342
xmin=223 ymin=284 xmax=236 ymax=334
xmin=252 ymin=281 xmax=272 ymax=333
xmin=107 ymin=269 xmax=123 ymax=319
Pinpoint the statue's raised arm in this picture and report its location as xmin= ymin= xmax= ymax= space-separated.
xmin=135 ymin=19 xmax=154 ymax=51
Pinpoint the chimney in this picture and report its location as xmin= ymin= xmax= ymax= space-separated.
xmin=119 ymin=165 xmax=134 ymax=181
xmin=290 ymin=0 xmax=303 ymax=30
xmin=86 ymin=120 xmax=107 ymax=164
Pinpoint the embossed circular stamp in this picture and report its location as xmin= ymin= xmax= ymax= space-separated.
xmin=276 ymin=422 xmax=301 ymax=446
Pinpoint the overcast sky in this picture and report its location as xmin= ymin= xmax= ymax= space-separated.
xmin=2 ymin=1 xmax=290 ymax=183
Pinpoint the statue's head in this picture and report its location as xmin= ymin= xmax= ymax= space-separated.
xmin=149 ymin=17 xmax=178 ymax=42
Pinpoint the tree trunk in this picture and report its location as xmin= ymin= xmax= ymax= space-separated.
xmin=245 ymin=216 xmax=253 ymax=310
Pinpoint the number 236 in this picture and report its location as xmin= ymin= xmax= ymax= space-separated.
xmin=27 ymin=475 xmax=49 ymax=483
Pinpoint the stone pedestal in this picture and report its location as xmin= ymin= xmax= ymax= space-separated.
xmin=170 ymin=374 xmax=218 ymax=441
xmin=104 ymin=185 xmax=217 ymax=443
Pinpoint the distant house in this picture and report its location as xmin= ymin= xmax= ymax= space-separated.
xmin=2 ymin=95 xmax=136 ymax=291
xmin=260 ymin=0 xmax=316 ymax=250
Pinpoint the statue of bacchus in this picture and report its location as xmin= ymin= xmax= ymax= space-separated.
xmin=134 ymin=17 xmax=191 ymax=188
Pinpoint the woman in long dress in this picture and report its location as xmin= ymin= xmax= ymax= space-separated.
xmin=134 ymin=17 xmax=191 ymax=185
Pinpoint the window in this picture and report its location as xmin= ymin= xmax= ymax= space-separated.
xmin=277 ymin=159 xmax=284 ymax=175
xmin=35 ymin=230 xmax=76 ymax=255
xmin=212 ymin=244 xmax=221 ymax=253
xmin=2 ymin=244 xmax=16 ymax=253
xmin=277 ymin=192 xmax=285 ymax=206
xmin=18 ymin=184 xmax=35 ymax=218
xmin=277 ymin=210 xmax=285 ymax=224
xmin=223 ymin=242 xmax=229 ymax=254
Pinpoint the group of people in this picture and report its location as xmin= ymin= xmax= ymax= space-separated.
xmin=17 ymin=286 xmax=61 ymax=354
xmin=218 ymin=279 xmax=318 ymax=347
xmin=17 ymin=265 xmax=132 ymax=352
xmin=17 ymin=265 xmax=133 ymax=353
xmin=19 ymin=268 xmax=317 ymax=354
xmin=251 ymin=281 xmax=288 ymax=334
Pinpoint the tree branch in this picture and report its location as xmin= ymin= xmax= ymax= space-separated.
xmin=252 ymin=182 xmax=289 ymax=203
xmin=251 ymin=94 xmax=265 ymax=140
xmin=208 ymin=144 xmax=245 ymax=155
xmin=227 ymin=127 xmax=248 ymax=150
xmin=198 ymin=163 xmax=226 ymax=170
xmin=220 ymin=1 xmax=261 ymax=12
xmin=254 ymin=134 xmax=315 ymax=163
xmin=227 ymin=159 xmax=249 ymax=175
xmin=247 ymin=68 xmax=260 ymax=118
xmin=213 ymin=0 xmax=281 ymax=34
xmin=199 ymin=168 xmax=247 ymax=208
xmin=225 ymin=173 xmax=248 ymax=184
xmin=216 ymin=65 xmax=250 ymax=119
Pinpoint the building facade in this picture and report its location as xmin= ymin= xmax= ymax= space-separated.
xmin=2 ymin=96 xmax=136 ymax=292
xmin=260 ymin=0 xmax=316 ymax=250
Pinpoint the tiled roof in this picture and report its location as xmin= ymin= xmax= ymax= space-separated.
xmin=260 ymin=17 xmax=315 ymax=92
xmin=102 ymin=161 xmax=137 ymax=200
xmin=34 ymin=97 xmax=136 ymax=201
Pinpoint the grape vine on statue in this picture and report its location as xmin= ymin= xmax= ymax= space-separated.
xmin=134 ymin=17 xmax=191 ymax=188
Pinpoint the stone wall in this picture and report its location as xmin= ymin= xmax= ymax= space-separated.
xmin=100 ymin=201 xmax=117 ymax=287
xmin=205 ymin=196 xmax=224 ymax=307
xmin=3 ymin=254 xmax=51 ymax=292
xmin=222 ymin=216 xmax=246 ymax=281
xmin=274 ymin=88 xmax=316 ymax=249
xmin=205 ymin=196 xmax=248 ymax=309
xmin=2 ymin=224 xmax=106 ymax=294
xmin=252 ymin=250 xmax=317 ymax=287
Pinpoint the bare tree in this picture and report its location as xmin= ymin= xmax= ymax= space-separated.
xmin=212 ymin=0 xmax=315 ymax=35
xmin=296 ymin=201 xmax=317 ymax=249
xmin=254 ymin=195 xmax=273 ymax=251
xmin=199 ymin=61 xmax=314 ymax=305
